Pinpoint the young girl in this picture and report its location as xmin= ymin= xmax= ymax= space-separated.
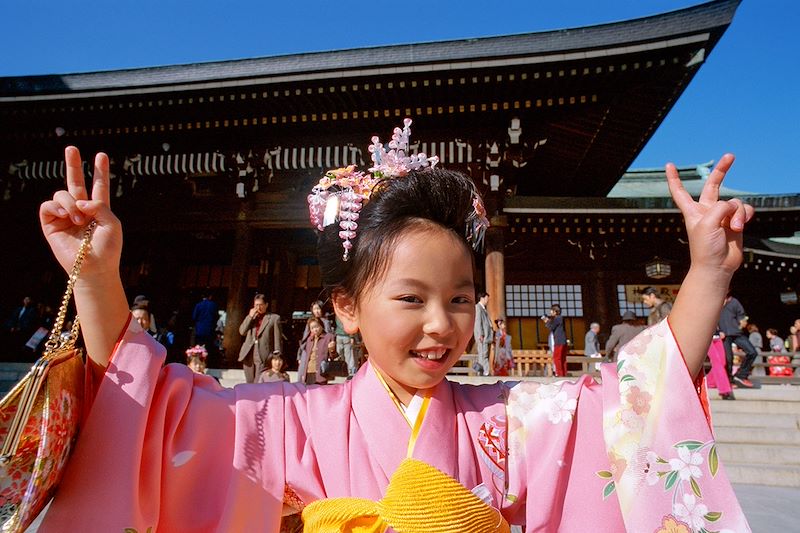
xmin=765 ymin=328 xmax=793 ymax=377
xmin=258 ymin=351 xmax=291 ymax=383
xmin=493 ymin=318 xmax=514 ymax=376
xmin=37 ymin=122 xmax=751 ymax=532
xmin=185 ymin=345 xmax=209 ymax=374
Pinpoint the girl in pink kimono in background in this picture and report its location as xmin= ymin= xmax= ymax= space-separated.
xmin=37 ymin=121 xmax=752 ymax=532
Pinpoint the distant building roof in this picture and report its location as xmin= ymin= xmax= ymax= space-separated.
xmin=608 ymin=161 xmax=754 ymax=198
xmin=745 ymin=232 xmax=800 ymax=263
xmin=770 ymin=232 xmax=800 ymax=247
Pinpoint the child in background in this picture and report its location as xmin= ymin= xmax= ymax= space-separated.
xmin=259 ymin=351 xmax=290 ymax=383
xmin=493 ymin=318 xmax=514 ymax=376
xmin=37 ymin=122 xmax=751 ymax=531
xmin=766 ymin=328 xmax=793 ymax=377
xmin=185 ymin=344 xmax=208 ymax=374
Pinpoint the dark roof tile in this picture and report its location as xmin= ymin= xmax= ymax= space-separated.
xmin=0 ymin=0 xmax=740 ymax=96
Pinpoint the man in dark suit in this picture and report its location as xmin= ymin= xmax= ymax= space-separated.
xmin=5 ymin=296 xmax=39 ymax=358
xmin=238 ymin=294 xmax=282 ymax=383
xmin=6 ymin=296 xmax=38 ymax=335
xmin=192 ymin=291 xmax=218 ymax=348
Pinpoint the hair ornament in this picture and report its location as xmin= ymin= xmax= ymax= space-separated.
xmin=307 ymin=118 xmax=489 ymax=260
xmin=368 ymin=118 xmax=439 ymax=178
xmin=185 ymin=345 xmax=208 ymax=361
xmin=467 ymin=196 xmax=490 ymax=251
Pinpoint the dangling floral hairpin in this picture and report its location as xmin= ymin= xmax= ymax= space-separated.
xmin=307 ymin=118 xmax=489 ymax=260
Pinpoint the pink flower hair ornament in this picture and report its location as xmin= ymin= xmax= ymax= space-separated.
xmin=185 ymin=345 xmax=208 ymax=361
xmin=307 ymin=118 xmax=490 ymax=260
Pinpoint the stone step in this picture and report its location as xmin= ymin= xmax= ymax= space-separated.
xmin=213 ymin=371 xmax=350 ymax=389
xmin=710 ymin=399 xmax=800 ymax=415
xmin=716 ymin=442 xmax=800 ymax=465
xmin=715 ymin=426 xmax=800 ymax=446
xmin=710 ymin=412 xmax=799 ymax=430
xmin=0 ymin=363 xmax=35 ymax=373
xmin=0 ymin=380 xmax=19 ymax=396
xmin=0 ymin=366 xmax=31 ymax=395
xmin=0 ymin=363 xmax=33 ymax=395
xmin=723 ymin=463 xmax=800 ymax=488
xmin=0 ymin=370 xmax=28 ymax=381
xmin=206 ymin=368 xmax=246 ymax=381
xmin=720 ymin=386 xmax=800 ymax=402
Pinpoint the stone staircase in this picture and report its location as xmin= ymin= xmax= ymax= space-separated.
xmin=0 ymin=362 xmax=34 ymax=395
xmin=205 ymin=368 xmax=349 ymax=388
xmin=207 ymin=367 xmax=247 ymax=389
xmin=710 ymin=386 xmax=800 ymax=488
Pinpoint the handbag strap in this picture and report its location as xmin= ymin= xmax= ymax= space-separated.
xmin=43 ymin=220 xmax=97 ymax=354
xmin=0 ymin=220 xmax=96 ymax=459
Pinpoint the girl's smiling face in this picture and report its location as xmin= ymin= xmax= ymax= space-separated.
xmin=335 ymin=223 xmax=476 ymax=404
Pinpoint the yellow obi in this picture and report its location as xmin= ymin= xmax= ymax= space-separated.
xmin=302 ymin=458 xmax=510 ymax=533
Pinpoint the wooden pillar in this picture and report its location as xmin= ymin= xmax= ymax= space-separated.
xmin=594 ymin=270 xmax=612 ymax=330
xmin=484 ymin=224 xmax=506 ymax=323
xmin=223 ymin=220 xmax=252 ymax=366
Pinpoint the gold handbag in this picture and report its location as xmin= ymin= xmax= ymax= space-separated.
xmin=0 ymin=221 xmax=96 ymax=532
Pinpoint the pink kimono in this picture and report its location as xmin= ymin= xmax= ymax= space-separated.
xmin=40 ymin=319 xmax=750 ymax=532
xmin=705 ymin=336 xmax=733 ymax=394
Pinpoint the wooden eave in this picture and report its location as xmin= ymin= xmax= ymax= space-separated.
xmin=0 ymin=0 xmax=742 ymax=197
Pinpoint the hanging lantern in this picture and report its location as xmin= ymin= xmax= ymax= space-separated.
xmin=645 ymin=257 xmax=671 ymax=279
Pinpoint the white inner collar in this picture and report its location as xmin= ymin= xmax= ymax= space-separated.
xmin=399 ymin=393 xmax=424 ymax=426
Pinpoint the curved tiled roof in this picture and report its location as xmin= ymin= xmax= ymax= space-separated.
xmin=0 ymin=0 xmax=740 ymax=97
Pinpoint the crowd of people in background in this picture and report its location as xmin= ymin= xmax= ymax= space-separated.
xmin=3 ymin=288 xmax=799 ymax=389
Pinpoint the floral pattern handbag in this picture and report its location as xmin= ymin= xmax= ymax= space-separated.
xmin=0 ymin=221 xmax=95 ymax=532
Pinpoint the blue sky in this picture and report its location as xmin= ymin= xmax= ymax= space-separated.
xmin=2 ymin=0 xmax=798 ymax=194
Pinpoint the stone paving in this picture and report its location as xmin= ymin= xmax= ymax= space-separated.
xmin=734 ymin=484 xmax=800 ymax=532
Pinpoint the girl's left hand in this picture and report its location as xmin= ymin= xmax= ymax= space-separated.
xmin=667 ymin=154 xmax=755 ymax=277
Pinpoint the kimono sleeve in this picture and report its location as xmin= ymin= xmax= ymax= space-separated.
xmin=504 ymin=319 xmax=750 ymax=533
xmin=40 ymin=320 xmax=288 ymax=532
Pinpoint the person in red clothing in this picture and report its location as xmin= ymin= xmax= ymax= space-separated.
xmin=542 ymin=304 xmax=568 ymax=377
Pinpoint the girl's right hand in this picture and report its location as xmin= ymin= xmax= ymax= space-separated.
xmin=39 ymin=146 xmax=122 ymax=281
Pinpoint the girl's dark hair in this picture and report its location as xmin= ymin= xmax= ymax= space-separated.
xmin=318 ymin=167 xmax=480 ymax=303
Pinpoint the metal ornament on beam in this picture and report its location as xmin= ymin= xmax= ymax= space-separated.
xmin=645 ymin=256 xmax=671 ymax=279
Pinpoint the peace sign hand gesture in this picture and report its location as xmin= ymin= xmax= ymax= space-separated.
xmin=667 ymin=154 xmax=754 ymax=278
xmin=38 ymin=146 xmax=129 ymax=370
xmin=667 ymin=154 xmax=755 ymax=379
xmin=39 ymin=146 xmax=122 ymax=282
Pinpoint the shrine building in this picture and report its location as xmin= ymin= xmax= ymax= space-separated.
xmin=1 ymin=0 xmax=797 ymax=361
